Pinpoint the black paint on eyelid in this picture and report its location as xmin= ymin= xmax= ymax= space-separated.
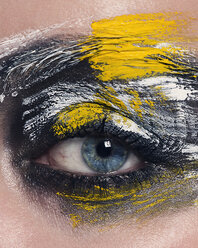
xmin=5 ymin=88 xmax=197 ymax=225
xmin=1 ymin=37 xmax=198 ymax=225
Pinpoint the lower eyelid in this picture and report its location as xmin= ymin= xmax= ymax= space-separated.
xmin=10 ymin=125 xmax=198 ymax=226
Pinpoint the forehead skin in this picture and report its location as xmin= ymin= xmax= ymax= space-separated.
xmin=0 ymin=0 xmax=198 ymax=39
xmin=0 ymin=1 xmax=198 ymax=248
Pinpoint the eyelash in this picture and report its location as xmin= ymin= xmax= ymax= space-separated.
xmin=10 ymin=103 xmax=184 ymax=195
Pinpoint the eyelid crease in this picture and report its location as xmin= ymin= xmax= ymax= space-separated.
xmin=51 ymin=102 xmax=155 ymax=143
xmin=19 ymin=98 xmax=184 ymax=163
xmin=52 ymin=102 xmax=108 ymax=138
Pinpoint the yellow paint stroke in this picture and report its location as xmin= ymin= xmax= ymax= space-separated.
xmin=92 ymin=84 xmax=169 ymax=121
xmin=80 ymin=12 xmax=197 ymax=81
xmin=57 ymin=163 xmax=198 ymax=226
xmin=52 ymin=14 xmax=198 ymax=137
xmin=145 ymin=100 xmax=155 ymax=108
xmin=52 ymin=103 xmax=110 ymax=137
xmin=93 ymin=85 xmax=164 ymax=122
xmin=94 ymin=85 xmax=146 ymax=118
xmin=69 ymin=214 xmax=82 ymax=228
xmin=127 ymin=89 xmax=144 ymax=118
xmin=52 ymin=100 xmax=155 ymax=137
xmin=95 ymin=85 xmax=128 ymax=112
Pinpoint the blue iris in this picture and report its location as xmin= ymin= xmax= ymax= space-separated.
xmin=81 ymin=137 xmax=128 ymax=173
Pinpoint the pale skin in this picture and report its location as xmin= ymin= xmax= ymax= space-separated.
xmin=0 ymin=1 xmax=198 ymax=247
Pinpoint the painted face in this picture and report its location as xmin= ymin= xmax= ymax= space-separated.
xmin=1 ymin=12 xmax=198 ymax=227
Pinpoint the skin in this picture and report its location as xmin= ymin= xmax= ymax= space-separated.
xmin=0 ymin=1 xmax=198 ymax=247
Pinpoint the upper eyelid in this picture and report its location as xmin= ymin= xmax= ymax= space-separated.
xmin=19 ymin=102 xmax=180 ymax=163
xmin=19 ymin=77 xmax=192 ymax=155
xmin=2 ymin=37 xmax=198 ymax=158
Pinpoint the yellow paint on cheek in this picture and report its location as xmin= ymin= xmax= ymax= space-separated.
xmin=69 ymin=214 xmax=82 ymax=228
xmin=57 ymin=163 xmax=198 ymax=227
xmin=80 ymin=12 xmax=195 ymax=81
xmin=57 ymin=185 xmax=138 ymax=202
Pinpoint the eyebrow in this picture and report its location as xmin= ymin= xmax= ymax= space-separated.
xmin=1 ymin=36 xmax=198 ymax=101
xmin=0 ymin=37 xmax=89 ymax=99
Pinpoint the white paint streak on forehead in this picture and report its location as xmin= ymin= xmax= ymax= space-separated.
xmin=0 ymin=16 xmax=92 ymax=59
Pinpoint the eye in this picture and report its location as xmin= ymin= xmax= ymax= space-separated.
xmin=36 ymin=136 xmax=144 ymax=175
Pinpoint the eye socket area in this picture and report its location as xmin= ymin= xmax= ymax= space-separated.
xmin=35 ymin=136 xmax=145 ymax=176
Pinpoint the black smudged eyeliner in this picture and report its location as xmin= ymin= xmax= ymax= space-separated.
xmin=0 ymin=37 xmax=197 ymax=226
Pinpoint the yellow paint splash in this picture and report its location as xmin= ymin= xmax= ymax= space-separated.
xmin=80 ymin=12 xmax=196 ymax=81
xmin=52 ymin=103 xmax=110 ymax=137
xmin=95 ymin=86 xmax=128 ymax=112
xmin=127 ymin=89 xmax=144 ymax=118
xmin=69 ymin=214 xmax=82 ymax=228
xmin=57 ymin=163 xmax=198 ymax=227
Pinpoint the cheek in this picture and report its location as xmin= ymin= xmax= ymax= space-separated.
xmin=0 ymin=160 xmax=71 ymax=247
xmin=0 ymin=151 xmax=198 ymax=247
xmin=1 ymin=179 xmax=197 ymax=248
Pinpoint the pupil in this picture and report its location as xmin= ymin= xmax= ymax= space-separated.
xmin=96 ymin=140 xmax=112 ymax=158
